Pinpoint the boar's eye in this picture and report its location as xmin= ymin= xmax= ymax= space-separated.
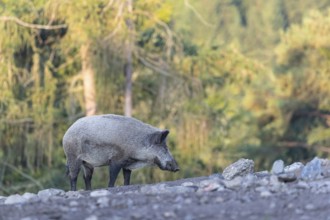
xmin=158 ymin=144 xmax=168 ymax=153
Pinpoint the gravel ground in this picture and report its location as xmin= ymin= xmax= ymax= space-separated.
xmin=1 ymin=175 xmax=330 ymax=220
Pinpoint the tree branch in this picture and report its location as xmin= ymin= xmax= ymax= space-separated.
xmin=1 ymin=118 xmax=34 ymax=125
xmin=0 ymin=161 xmax=43 ymax=190
xmin=279 ymin=141 xmax=310 ymax=148
xmin=294 ymin=110 xmax=330 ymax=119
xmin=134 ymin=9 xmax=177 ymax=56
xmin=184 ymin=0 xmax=215 ymax=28
xmin=279 ymin=141 xmax=330 ymax=153
xmin=0 ymin=16 xmax=67 ymax=30
xmin=103 ymin=1 xmax=125 ymax=41
xmin=102 ymin=0 xmax=116 ymax=13
xmin=138 ymin=56 xmax=171 ymax=77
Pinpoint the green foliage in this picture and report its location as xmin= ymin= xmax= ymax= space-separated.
xmin=1 ymin=1 xmax=330 ymax=194
xmin=274 ymin=10 xmax=330 ymax=160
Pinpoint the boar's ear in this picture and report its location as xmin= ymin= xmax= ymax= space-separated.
xmin=159 ymin=130 xmax=169 ymax=143
xmin=151 ymin=130 xmax=169 ymax=144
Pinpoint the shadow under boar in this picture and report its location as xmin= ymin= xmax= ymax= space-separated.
xmin=63 ymin=114 xmax=179 ymax=191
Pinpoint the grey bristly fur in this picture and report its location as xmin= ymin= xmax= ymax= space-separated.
xmin=63 ymin=114 xmax=179 ymax=191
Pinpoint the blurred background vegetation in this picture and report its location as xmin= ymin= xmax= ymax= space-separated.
xmin=1 ymin=0 xmax=330 ymax=194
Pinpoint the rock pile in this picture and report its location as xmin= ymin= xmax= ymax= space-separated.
xmin=1 ymin=188 xmax=77 ymax=205
xmin=136 ymin=157 xmax=330 ymax=197
xmin=1 ymin=157 xmax=330 ymax=206
xmin=271 ymin=157 xmax=330 ymax=181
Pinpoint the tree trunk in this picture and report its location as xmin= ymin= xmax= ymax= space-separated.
xmin=81 ymin=44 xmax=97 ymax=116
xmin=124 ymin=0 xmax=134 ymax=117
xmin=157 ymin=74 xmax=167 ymax=114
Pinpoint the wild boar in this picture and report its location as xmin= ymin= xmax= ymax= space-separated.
xmin=63 ymin=114 xmax=179 ymax=191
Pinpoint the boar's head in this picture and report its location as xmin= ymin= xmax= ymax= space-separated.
xmin=147 ymin=130 xmax=179 ymax=172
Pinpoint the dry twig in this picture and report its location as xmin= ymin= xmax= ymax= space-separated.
xmin=0 ymin=16 xmax=67 ymax=30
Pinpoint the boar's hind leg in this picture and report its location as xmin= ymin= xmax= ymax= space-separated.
xmin=82 ymin=161 xmax=94 ymax=190
xmin=123 ymin=168 xmax=132 ymax=185
xmin=108 ymin=163 xmax=122 ymax=187
xmin=68 ymin=158 xmax=82 ymax=191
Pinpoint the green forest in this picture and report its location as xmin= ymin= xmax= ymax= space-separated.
xmin=1 ymin=0 xmax=330 ymax=194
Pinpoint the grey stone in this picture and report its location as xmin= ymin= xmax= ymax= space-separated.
xmin=215 ymin=197 xmax=224 ymax=203
xmin=277 ymin=172 xmax=297 ymax=182
xmin=97 ymin=196 xmax=110 ymax=208
xmin=181 ymin=182 xmax=194 ymax=187
xmin=0 ymin=195 xmax=7 ymax=204
xmin=22 ymin=192 xmax=39 ymax=202
xmin=286 ymin=203 xmax=294 ymax=209
xmin=85 ymin=215 xmax=98 ymax=220
xmin=131 ymin=212 xmax=144 ymax=220
xmin=222 ymin=158 xmax=254 ymax=180
xmin=255 ymin=186 xmax=268 ymax=192
xmin=296 ymin=181 xmax=310 ymax=189
xmin=69 ymin=200 xmax=79 ymax=206
xmin=175 ymin=195 xmax=185 ymax=203
xmin=152 ymin=204 xmax=159 ymax=210
xmin=241 ymin=174 xmax=258 ymax=189
xmin=111 ymin=199 xmax=129 ymax=209
xmin=109 ymin=216 xmax=123 ymax=220
xmin=209 ymin=173 xmax=223 ymax=179
xmin=255 ymin=170 xmax=270 ymax=178
xmin=141 ymin=184 xmax=195 ymax=194
xmin=163 ymin=211 xmax=176 ymax=218
xmin=260 ymin=190 xmax=272 ymax=197
xmin=184 ymin=215 xmax=194 ymax=220
xmin=321 ymin=159 xmax=330 ymax=177
xmin=199 ymin=195 xmax=209 ymax=204
xmin=198 ymin=179 xmax=223 ymax=192
xmin=270 ymin=202 xmax=277 ymax=209
xmin=216 ymin=185 xmax=226 ymax=191
xmin=66 ymin=191 xmax=84 ymax=198
xmin=21 ymin=218 xmax=38 ymax=220
xmin=269 ymin=175 xmax=285 ymax=192
xmin=37 ymin=188 xmax=65 ymax=199
xmin=284 ymin=187 xmax=297 ymax=195
xmin=167 ymin=186 xmax=197 ymax=193
xmin=309 ymin=180 xmax=330 ymax=194
xmin=259 ymin=177 xmax=270 ymax=186
xmin=90 ymin=189 xmax=110 ymax=197
xmin=256 ymin=170 xmax=269 ymax=174
xmin=22 ymin=192 xmax=37 ymax=200
xmin=140 ymin=184 xmax=166 ymax=194
xmin=4 ymin=194 xmax=27 ymax=204
xmin=301 ymin=157 xmax=323 ymax=180
xmin=269 ymin=175 xmax=280 ymax=185
xmin=284 ymin=162 xmax=304 ymax=178
xmin=305 ymin=204 xmax=315 ymax=210
xmin=199 ymin=179 xmax=222 ymax=187
xmin=224 ymin=176 xmax=243 ymax=189
xmin=271 ymin=159 xmax=284 ymax=174
xmin=184 ymin=198 xmax=192 ymax=204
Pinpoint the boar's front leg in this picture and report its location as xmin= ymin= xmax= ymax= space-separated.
xmin=123 ymin=168 xmax=132 ymax=185
xmin=108 ymin=163 xmax=122 ymax=187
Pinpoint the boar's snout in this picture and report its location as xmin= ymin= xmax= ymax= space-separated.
xmin=154 ymin=157 xmax=180 ymax=172
xmin=165 ymin=160 xmax=180 ymax=172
